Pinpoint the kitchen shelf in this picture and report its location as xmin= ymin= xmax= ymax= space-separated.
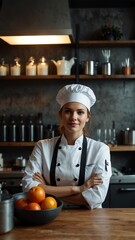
xmin=0 ymin=74 xmax=135 ymax=80
xmin=79 ymin=40 xmax=135 ymax=47
xmin=79 ymin=75 xmax=135 ymax=79
xmin=0 ymin=142 xmax=36 ymax=147
xmin=109 ymin=145 xmax=135 ymax=152
xmin=0 ymin=75 xmax=76 ymax=80
xmin=0 ymin=142 xmax=135 ymax=152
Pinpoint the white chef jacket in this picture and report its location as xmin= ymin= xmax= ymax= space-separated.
xmin=22 ymin=134 xmax=112 ymax=209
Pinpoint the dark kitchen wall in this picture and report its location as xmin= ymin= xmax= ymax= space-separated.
xmin=0 ymin=8 xmax=135 ymax=142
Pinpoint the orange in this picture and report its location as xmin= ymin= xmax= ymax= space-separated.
xmin=15 ymin=197 xmax=29 ymax=209
xmin=27 ymin=186 xmax=46 ymax=203
xmin=24 ymin=202 xmax=41 ymax=210
xmin=40 ymin=196 xmax=57 ymax=210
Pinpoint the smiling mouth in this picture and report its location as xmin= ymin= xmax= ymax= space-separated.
xmin=69 ymin=122 xmax=78 ymax=127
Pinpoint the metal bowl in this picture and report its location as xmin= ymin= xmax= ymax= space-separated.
xmin=13 ymin=192 xmax=63 ymax=225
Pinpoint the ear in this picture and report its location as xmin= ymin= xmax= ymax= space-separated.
xmin=86 ymin=118 xmax=89 ymax=123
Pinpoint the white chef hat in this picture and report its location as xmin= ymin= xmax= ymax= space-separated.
xmin=56 ymin=84 xmax=96 ymax=111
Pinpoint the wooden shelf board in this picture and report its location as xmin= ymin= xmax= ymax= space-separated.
xmin=79 ymin=74 xmax=135 ymax=79
xmin=0 ymin=74 xmax=135 ymax=80
xmin=79 ymin=40 xmax=135 ymax=47
xmin=0 ymin=75 xmax=76 ymax=80
xmin=109 ymin=145 xmax=135 ymax=152
xmin=0 ymin=142 xmax=36 ymax=147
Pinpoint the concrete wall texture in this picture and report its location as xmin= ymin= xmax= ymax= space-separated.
xmin=0 ymin=8 xmax=135 ymax=144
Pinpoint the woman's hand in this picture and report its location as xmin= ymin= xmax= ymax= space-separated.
xmin=32 ymin=172 xmax=46 ymax=185
xmin=60 ymin=174 xmax=103 ymax=206
xmin=80 ymin=173 xmax=103 ymax=193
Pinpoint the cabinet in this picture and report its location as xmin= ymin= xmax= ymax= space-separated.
xmin=103 ymin=182 xmax=135 ymax=208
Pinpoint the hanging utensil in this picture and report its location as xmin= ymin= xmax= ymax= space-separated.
xmin=102 ymin=49 xmax=111 ymax=62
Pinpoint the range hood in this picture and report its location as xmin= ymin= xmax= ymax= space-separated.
xmin=0 ymin=0 xmax=73 ymax=45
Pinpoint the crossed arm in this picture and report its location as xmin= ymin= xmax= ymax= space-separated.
xmin=32 ymin=172 xmax=103 ymax=206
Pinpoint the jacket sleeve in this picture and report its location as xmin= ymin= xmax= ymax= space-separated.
xmin=22 ymin=141 xmax=44 ymax=192
xmin=82 ymin=144 xmax=112 ymax=209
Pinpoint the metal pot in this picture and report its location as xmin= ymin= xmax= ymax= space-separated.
xmin=123 ymin=129 xmax=135 ymax=145
xmin=102 ymin=62 xmax=112 ymax=75
xmin=16 ymin=156 xmax=26 ymax=168
xmin=0 ymin=184 xmax=14 ymax=234
xmin=85 ymin=61 xmax=95 ymax=75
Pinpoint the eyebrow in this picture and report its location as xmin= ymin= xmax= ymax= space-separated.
xmin=63 ymin=107 xmax=86 ymax=111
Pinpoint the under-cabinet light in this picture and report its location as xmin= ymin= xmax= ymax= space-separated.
xmin=0 ymin=0 xmax=73 ymax=45
xmin=1 ymin=35 xmax=71 ymax=45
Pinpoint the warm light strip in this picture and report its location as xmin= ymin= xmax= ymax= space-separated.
xmin=0 ymin=35 xmax=71 ymax=45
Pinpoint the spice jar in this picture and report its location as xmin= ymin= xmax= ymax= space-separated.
xmin=10 ymin=57 xmax=21 ymax=76
xmin=0 ymin=58 xmax=9 ymax=76
xmin=37 ymin=57 xmax=48 ymax=76
xmin=26 ymin=56 xmax=36 ymax=76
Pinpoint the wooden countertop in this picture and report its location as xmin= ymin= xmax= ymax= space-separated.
xmin=1 ymin=208 xmax=135 ymax=239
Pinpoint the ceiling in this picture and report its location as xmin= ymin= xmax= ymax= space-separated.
xmin=69 ymin=0 xmax=135 ymax=8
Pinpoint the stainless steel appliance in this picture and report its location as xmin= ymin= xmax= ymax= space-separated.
xmin=103 ymin=175 xmax=135 ymax=208
xmin=0 ymin=170 xmax=23 ymax=194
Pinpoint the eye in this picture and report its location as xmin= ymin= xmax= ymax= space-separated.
xmin=77 ymin=110 xmax=85 ymax=115
xmin=64 ymin=109 xmax=71 ymax=114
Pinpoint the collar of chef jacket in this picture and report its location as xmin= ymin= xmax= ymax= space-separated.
xmin=60 ymin=134 xmax=84 ymax=146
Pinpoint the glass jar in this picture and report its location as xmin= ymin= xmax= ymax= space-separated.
xmin=26 ymin=56 xmax=36 ymax=76
xmin=37 ymin=57 xmax=48 ymax=76
xmin=0 ymin=58 xmax=9 ymax=76
xmin=10 ymin=57 xmax=21 ymax=76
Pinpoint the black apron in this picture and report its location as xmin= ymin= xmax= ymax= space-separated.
xmin=50 ymin=136 xmax=87 ymax=186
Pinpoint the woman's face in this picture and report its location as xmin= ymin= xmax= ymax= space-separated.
xmin=59 ymin=102 xmax=90 ymax=135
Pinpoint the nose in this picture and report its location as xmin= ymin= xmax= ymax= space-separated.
xmin=71 ymin=112 xmax=77 ymax=120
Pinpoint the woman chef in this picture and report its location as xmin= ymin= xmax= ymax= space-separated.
xmin=22 ymin=84 xmax=112 ymax=209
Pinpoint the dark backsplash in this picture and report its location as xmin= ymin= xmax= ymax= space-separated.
xmin=0 ymin=8 xmax=135 ymax=143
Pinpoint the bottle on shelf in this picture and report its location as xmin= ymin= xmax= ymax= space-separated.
xmin=27 ymin=115 xmax=35 ymax=142
xmin=18 ymin=114 xmax=26 ymax=142
xmin=0 ymin=114 xmax=8 ymax=142
xmin=45 ymin=124 xmax=54 ymax=138
xmin=111 ymin=120 xmax=117 ymax=146
xmin=0 ymin=153 xmax=3 ymax=168
xmin=9 ymin=115 xmax=17 ymax=142
xmin=35 ymin=112 xmax=44 ymax=141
